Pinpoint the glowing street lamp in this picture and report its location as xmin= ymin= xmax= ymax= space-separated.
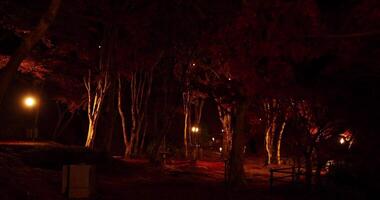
xmin=24 ymin=96 xmax=37 ymax=108
xmin=191 ymin=126 xmax=199 ymax=133
xmin=22 ymin=95 xmax=39 ymax=140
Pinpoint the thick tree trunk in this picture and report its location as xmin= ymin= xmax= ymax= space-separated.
xmin=84 ymin=70 xmax=110 ymax=149
xmin=216 ymin=101 xmax=232 ymax=159
xmin=228 ymin=100 xmax=248 ymax=187
xmin=0 ymin=0 xmax=61 ymax=105
xmin=85 ymin=121 xmax=96 ymax=148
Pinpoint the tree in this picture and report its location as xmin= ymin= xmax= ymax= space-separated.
xmin=0 ymin=0 xmax=61 ymax=106
xmin=260 ymin=98 xmax=290 ymax=165
xmin=84 ymin=70 xmax=110 ymax=149
xmin=198 ymin=0 xmax=323 ymax=186
xmin=129 ymin=68 xmax=154 ymax=156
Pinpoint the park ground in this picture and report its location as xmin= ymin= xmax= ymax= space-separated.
xmin=0 ymin=141 xmax=369 ymax=200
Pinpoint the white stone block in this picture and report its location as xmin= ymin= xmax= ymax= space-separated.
xmin=62 ymin=164 xmax=95 ymax=199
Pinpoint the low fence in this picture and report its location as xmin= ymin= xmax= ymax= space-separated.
xmin=269 ymin=167 xmax=296 ymax=190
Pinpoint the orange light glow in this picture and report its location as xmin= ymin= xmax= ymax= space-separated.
xmin=191 ymin=126 xmax=199 ymax=133
xmin=23 ymin=96 xmax=36 ymax=108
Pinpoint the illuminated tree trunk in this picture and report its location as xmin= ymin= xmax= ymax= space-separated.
xmin=263 ymin=99 xmax=288 ymax=165
xmin=118 ymin=74 xmax=131 ymax=158
xmin=266 ymin=116 xmax=277 ymax=165
xmin=0 ymin=0 xmax=61 ymax=105
xmin=183 ymin=91 xmax=190 ymax=158
xmin=84 ymin=70 xmax=110 ymax=149
xmin=264 ymin=100 xmax=278 ymax=165
xmin=130 ymin=69 xmax=153 ymax=156
xmin=276 ymin=120 xmax=287 ymax=165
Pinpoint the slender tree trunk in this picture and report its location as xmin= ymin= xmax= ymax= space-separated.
xmin=118 ymin=74 xmax=131 ymax=158
xmin=53 ymin=102 xmax=65 ymax=139
xmin=183 ymin=91 xmax=190 ymax=158
xmin=139 ymin=122 xmax=148 ymax=153
xmin=53 ymin=107 xmax=75 ymax=140
xmin=0 ymin=0 xmax=61 ymax=105
xmin=265 ymin=115 xmax=277 ymax=165
xmin=130 ymin=69 xmax=153 ymax=156
xmin=264 ymin=101 xmax=273 ymax=165
xmin=105 ymin=77 xmax=117 ymax=152
xmin=276 ymin=120 xmax=287 ymax=165
xmin=265 ymin=125 xmax=272 ymax=165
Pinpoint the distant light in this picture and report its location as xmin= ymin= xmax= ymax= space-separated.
xmin=192 ymin=63 xmax=196 ymax=66
xmin=219 ymin=147 xmax=222 ymax=152
xmin=98 ymin=45 xmax=102 ymax=48
xmin=24 ymin=96 xmax=36 ymax=108
xmin=191 ymin=126 xmax=199 ymax=133
xmin=339 ymin=138 xmax=345 ymax=144
xmin=212 ymin=137 xmax=215 ymax=142
xmin=221 ymin=129 xmax=224 ymax=133
xmin=228 ymin=77 xmax=231 ymax=80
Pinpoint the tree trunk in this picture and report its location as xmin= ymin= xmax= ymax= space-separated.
xmin=183 ymin=91 xmax=190 ymax=158
xmin=215 ymin=100 xmax=232 ymax=159
xmin=53 ymin=104 xmax=75 ymax=140
xmin=0 ymin=0 xmax=61 ymax=105
xmin=84 ymin=70 xmax=110 ymax=149
xmin=85 ymin=121 xmax=96 ymax=148
xmin=228 ymin=100 xmax=248 ymax=187
xmin=276 ymin=120 xmax=287 ymax=165
xmin=265 ymin=125 xmax=272 ymax=165
xmin=130 ymin=69 xmax=153 ymax=156
xmin=139 ymin=122 xmax=148 ymax=154
xmin=118 ymin=74 xmax=131 ymax=158
xmin=105 ymin=77 xmax=117 ymax=152
xmin=53 ymin=102 xmax=65 ymax=139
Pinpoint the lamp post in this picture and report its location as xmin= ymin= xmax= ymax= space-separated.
xmin=23 ymin=95 xmax=39 ymax=140
xmin=191 ymin=126 xmax=200 ymax=160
